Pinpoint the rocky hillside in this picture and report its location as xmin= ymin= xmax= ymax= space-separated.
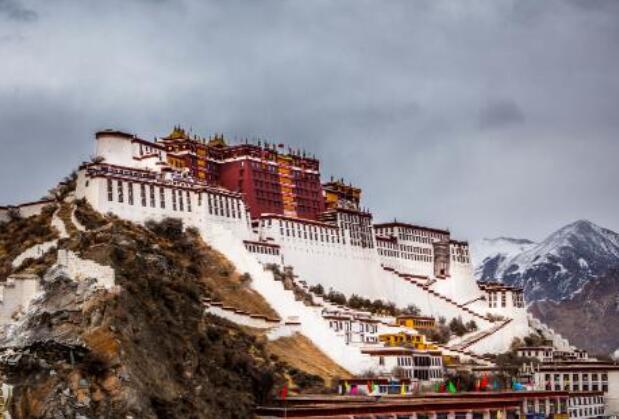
xmin=0 ymin=200 xmax=331 ymax=418
xmin=529 ymin=267 xmax=619 ymax=355
xmin=475 ymin=220 xmax=619 ymax=301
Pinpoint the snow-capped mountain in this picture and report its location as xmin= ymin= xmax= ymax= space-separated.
xmin=474 ymin=220 xmax=619 ymax=302
xmin=471 ymin=237 xmax=536 ymax=278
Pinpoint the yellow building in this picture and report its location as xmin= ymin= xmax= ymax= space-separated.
xmin=379 ymin=332 xmax=438 ymax=351
xmin=396 ymin=315 xmax=435 ymax=331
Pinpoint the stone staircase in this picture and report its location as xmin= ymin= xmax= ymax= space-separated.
xmin=202 ymin=297 xmax=303 ymax=339
xmin=448 ymin=319 xmax=513 ymax=351
xmin=199 ymin=223 xmax=376 ymax=373
xmin=461 ymin=296 xmax=485 ymax=307
xmin=382 ymin=266 xmax=490 ymax=322
xmin=434 ymin=343 xmax=494 ymax=366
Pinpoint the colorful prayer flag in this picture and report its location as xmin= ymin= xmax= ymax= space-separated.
xmin=447 ymin=381 xmax=457 ymax=394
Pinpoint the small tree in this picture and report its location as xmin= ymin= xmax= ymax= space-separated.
xmin=309 ymin=283 xmax=324 ymax=295
xmin=465 ymin=320 xmax=478 ymax=333
xmin=449 ymin=317 xmax=468 ymax=337
xmin=326 ymin=289 xmax=347 ymax=305
xmin=402 ymin=304 xmax=421 ymax=316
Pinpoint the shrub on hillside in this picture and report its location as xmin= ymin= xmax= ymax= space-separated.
xmin=449 ymin=317 xmax=468 ymax=337
xmin=145 ymin=218 xmax=184 ymax=241
xmin=325 ymin=289 xmax=347 ymax=306
xmin=309 ymin=283 xmax=324 ymax=295
xmin=402 ymin=304 xmax=421 ymax=316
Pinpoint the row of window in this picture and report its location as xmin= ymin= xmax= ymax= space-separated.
xmin=525 ymin=398 xmax=568 ymax=415
xmin=105 ymin=178 xmax=243 ymax=220
xmin=375 ymin=226 xmax=449 ymax=242
xmin=244 ymin=243 xmax=280 ymax=256
xmin=569 ymin=405 xmax=605 ymax=418
xmin=570 ymin=395 xmax=604 ymax=406
xmin=377 ymin=248 xmax=434 ymax=262
xmin=396 ymin=356 xmax=442 ymax=367
xmin=327 ymin=320 xmax=379 ymax=334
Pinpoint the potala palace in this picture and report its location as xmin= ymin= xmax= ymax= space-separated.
xmin=2 ymin=127 xmax=618 ymax=417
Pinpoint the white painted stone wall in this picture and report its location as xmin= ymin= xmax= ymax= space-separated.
xmin=74 ymin=157 xmax=549 ymax=360
xmin=11 ymin=240 xmax=58 ymax=269
xmin=467 ymin=310 xmax=530 ymax=354
xmin=0 ymin=274 xmax=40 ymax=325
xmin=607 ymin=370 xmax=619 ymax=415
xmin=56 ymin=249 xmax=115 ymax=289
xmin=204 ymin=304 xmax=278 ymax=329
xmin=433 ymin=260 xmax=479 ymax=303
xmin=17 ymin=201 xmax=54 ymax=218
xmin=198 ymin=222 xmax=375 ymax=373
xmin=75 ymin=172 xmax=251 ymax=240
xmin=51 ymin=208 xmax=69 ymax=239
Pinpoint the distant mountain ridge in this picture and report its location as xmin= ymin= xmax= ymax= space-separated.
xmin=474 ymin=220 xmax=619 ymax=302
xmin=529 ymin=267 xmax=619 ymax=355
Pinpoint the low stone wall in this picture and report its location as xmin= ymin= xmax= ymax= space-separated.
xmin=51 ymin=209 xmax=69 ymax=239
xmin=12 ymin=240 xmax=58 ymax=269
xmin=0 ymin=273 xmax=41 ymax=325
xmin=204 ymin=302 xmax=280 ymax=329
xmin=56 ymin=249 xmax=115 ymax=289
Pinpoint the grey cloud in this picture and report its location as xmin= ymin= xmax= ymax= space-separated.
xmin=1 ymin=0 xmax=618 ymax=242
xmin=479 ymin=99 xmax=525 ymax=130
xmin=0 ymin=0 xmax=36 ymax=21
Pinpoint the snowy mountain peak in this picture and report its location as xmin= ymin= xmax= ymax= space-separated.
xmin=474 ymin=220 xmax=619 ymax=302
xmin=470 ymin=236 xmax=535 ymax=268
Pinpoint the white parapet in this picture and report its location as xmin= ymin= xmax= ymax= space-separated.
xmin=0 ymin=273 xmax=41 ymax=325
xmin=56 ymin=249 xmax=115 ymax=289
xmin=11 ymin=240 xmax=58 ymax=269
xmin=51 ymin=208 xmax=69 ymax=239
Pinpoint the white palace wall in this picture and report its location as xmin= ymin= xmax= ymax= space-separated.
xmin=74 ymin=158 xmax=535 ymax=359
xmin=76 ymin=171 xmax=251 ymax=240
xmin=431 ymin=261 xmax=479 ymax=304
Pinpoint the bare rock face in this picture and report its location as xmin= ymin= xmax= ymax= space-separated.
xmin=0 ymin=214 xmax=285 ymax=419
xmin=529 ymin=268 xmax=619 ymax=356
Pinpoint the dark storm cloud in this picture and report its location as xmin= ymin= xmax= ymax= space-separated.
xmin=0 ymin=0 xmax=36 ymax=21
xmin=1 ymin=0 xmax=618 ymax=242
xmin=479 ymin=99 xmax=525 ymax=130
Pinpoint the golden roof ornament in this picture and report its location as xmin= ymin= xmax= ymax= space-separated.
xmin=166 ymin=125 xmax=189 ymax=141
xmin=207 ymin=133 xmax=226 ymax=147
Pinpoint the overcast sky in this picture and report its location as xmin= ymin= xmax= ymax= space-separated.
xmin=1 ymin=0 xmax=618 ymax=242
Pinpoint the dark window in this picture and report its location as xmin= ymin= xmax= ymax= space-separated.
xmin=107 ymin=179 xmax=113 ymax=201
xmin=117 ymin=181 xmax=123 ymax=203
xmin=128 ymin=183 xmax=134 ymax=205
xmin=140 ymin=184 xmax=146 ymax=207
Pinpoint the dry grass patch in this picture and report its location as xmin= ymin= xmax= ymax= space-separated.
xmin=266 ymin=333 xmax=351 ymax=385
xmin=201 ymin=256 xmax=278 ymax=319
